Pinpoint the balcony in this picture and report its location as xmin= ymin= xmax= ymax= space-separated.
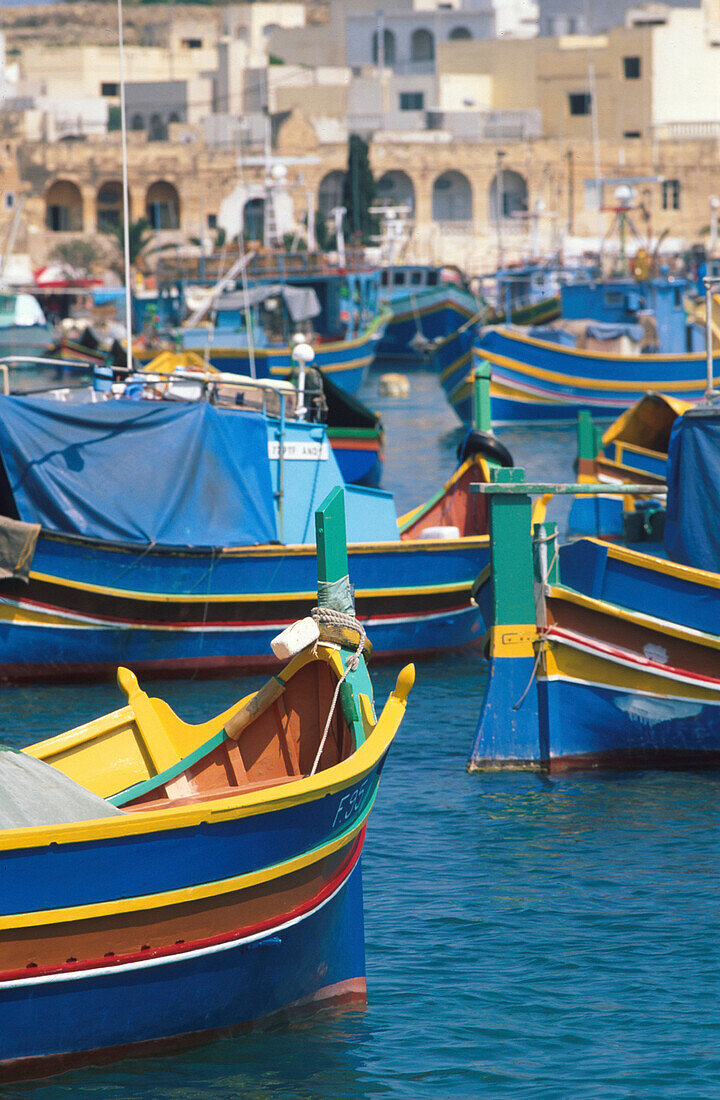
xmin=426 ymin=109 xmax=542 ymax=142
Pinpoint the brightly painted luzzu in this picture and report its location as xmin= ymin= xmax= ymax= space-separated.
xmin=138 ymin=270 xmax=388 ymax=398
xmin=0 ymin=388 xmax=491 ymax=680
xmin=468 ymin=407 xmax=720 ymax=770
xmin=442 ymin=328 xmax=720 ymax=426
xmin=0 ymin=487 xmax=413 ymax=1081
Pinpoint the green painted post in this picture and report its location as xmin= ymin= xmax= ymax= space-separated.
xmin=315 ymin=486 xmax=349 ymax=607
xmin=488 ymin=467 xmax=535 ymax=638
xmin=577 ymin=410 xmax=596 ymax=462
xmin=474 ymin=360 xmax=492 ymax=432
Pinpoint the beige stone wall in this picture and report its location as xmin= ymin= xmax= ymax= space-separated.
xmin=9 ymin=124 xmax=720 ymax=271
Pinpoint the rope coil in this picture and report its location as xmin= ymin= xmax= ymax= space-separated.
xmin=309 ymin=606 xmax=366 ymax=776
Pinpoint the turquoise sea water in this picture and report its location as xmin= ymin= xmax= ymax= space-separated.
xmin=5 ymin=372 xmax=720 ymax=1099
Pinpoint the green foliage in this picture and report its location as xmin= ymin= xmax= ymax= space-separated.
xmin=268 ymin=54 xmax=285 ymax=66
xmin=214 ymin=226 xmax=226 ymax=250
xmin=110 ymin=217 xmax=153 ymax=265
xmin=108 ymin=106 xmax=121 ymax=132
xmin=282 ymin=232 xmax=307 ymax=252
xmin=49 ymin=237 xmax=104 ymax=276
xmin=342 ymin=133 xmax=377 ymax=245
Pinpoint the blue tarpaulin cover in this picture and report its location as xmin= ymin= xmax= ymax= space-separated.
xmin=0 ymin=396 xmax=278 ymax=546
xmin=665 ymin=407 xmax=720 ymax=570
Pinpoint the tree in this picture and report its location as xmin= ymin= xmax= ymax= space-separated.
xmin=342 ymin=133 xmax=377 ymax=245
xmin=50 ymin=237 xmax=107 ymax=276
xmin=110 ymin=217 xmax=153 ymax=266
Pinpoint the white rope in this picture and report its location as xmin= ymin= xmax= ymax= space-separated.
xmin=309 ymin=606 xmax=365 ymax=777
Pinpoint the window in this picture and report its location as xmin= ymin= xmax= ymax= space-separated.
xmin=623 ymin=130 xmax=641 ymax=139
xmin=101 ymin=82 xmax=119 ymax=96
xmin=662 ymin=179 xmax=680 ymax=210
xmin=400 ymin=92 xmax=424 ymax=111
xmin=568 ymin=93 xmax=591 ymax=116
xmin=410 ymin=271 xmax=423 ymax=285
xmin=182 ymin=38 xmax=203 ymax=49
xmin=393 ymin=271 xmax=407 ymax=285
xmin=208 ymin=213 xmax=217 ymax=229
xmin=624 ymin=56 xmax=641 ymax=79
xmin=3 ymin=192 xmax=14 ymax=210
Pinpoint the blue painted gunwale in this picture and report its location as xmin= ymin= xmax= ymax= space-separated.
xmin=0 ymin=529 xmax=488 ymax=678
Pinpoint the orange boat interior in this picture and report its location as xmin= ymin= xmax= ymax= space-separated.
xmin=401 ymin=457 xmax=490 ymax=540
xmin=126 ymin=661 xmax=354 ymax=812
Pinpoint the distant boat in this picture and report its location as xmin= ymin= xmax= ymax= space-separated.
xmin=0 ymin=489 xmax=413 ymax=1080
xmin=0 ymin=291 xmax=53 ymax=359
xmin=143 ymin=269 xmax=388 ymax=397
xmin=377 ymin=265 xmax=479 ymax=365
xmin=443 ymin=327 xmax=719 ymax=426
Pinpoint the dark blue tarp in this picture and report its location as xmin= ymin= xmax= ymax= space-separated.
xmin=665 ymin=407 xmax=720 ymax=571
xmin=0 ymin=396 xmax=277 ymax=546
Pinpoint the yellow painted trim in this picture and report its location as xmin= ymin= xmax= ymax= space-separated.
xmin=490 ymin=624 xmax=537 ymax=658
xmin=548 ymin=585 xmax=720 ymax=651
xmin=489 ymin=325 xmax=712 ymax=364
xmin=1 ymin=663 xmax=413 ymax=851
xmin=396 ymin=454 xmax=490 ymax=527
xmin=481 ymin=347 xmax=715 ymax=394
xmin=23 ymin=572 xmax=481 ymax=607
xmin=545 ymin=640 xmax=720 ymax=701
xmin=0 ymin=814 xmax=368 ymax=931
xmin=587 ymin=538 xmax=720 ymax=590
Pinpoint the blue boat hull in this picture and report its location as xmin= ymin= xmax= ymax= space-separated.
xmin=443 ymin=329 xmax=720 ymax=426
xmin=378 ymin=286 xmax=477 ymax=366
xmin=0 ymin=863 xmax=365 ymax=1079
xmin=0 ymin=531 xmax=488 ymax=680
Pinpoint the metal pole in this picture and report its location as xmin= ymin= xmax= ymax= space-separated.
xmin=496 ymin=149 xmax=505 ymax=272
xmin=703 ymin=277 xmax=720 ymax=399
xmin=117 ymin=0 xmax=133 ymax=373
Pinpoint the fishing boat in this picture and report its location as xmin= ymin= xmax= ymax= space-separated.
xmin=442 ymin=328 xmax=720 ymax=427
xmin=479 ymin=264 xmax=561 ymax=327
xmin=568 ymin=395 xmax=689 ymax=538
xmin=377 ymin=265 xmax=479 ymax=365
xmin=0 ymin=488 xmax=414 ymax=1080
xmin=0 ymin=379 xmax=493 ymax=681
xmin=103 ymin=351 xmax=385 ymax=489
xmin=468 ymin=404 xmax=720 ymax=770
xmin=0 ymin=291 xmax=54 ymax=359
xmin=138 ymin=267 xmax=388 ymax=398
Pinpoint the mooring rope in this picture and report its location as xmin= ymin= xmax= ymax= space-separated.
xmin=309 ymin=606 xmax=366 ymax=776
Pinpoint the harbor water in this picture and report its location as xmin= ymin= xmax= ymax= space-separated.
xmin=5 ymin=370 xmax=720 ymax=1098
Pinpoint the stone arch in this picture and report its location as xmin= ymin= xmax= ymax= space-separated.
xmin=376 ymin=170 xmax=415 ymax=213
xmin=146 ymin=181 xmax=181 ymax=229
xmin=489 ymin=168 xmax=528 ymax=221
xmin=372 ymin=28 xmax=397 ymax=65
xmin=449 ymin=26 xmax=472 ymax=40
xmin=318 ymin=170 xmax=346 ymax=217
xmin=96 ymin=180 xmax=126 ymax=233
xmin=410 ymin=28 xmax=434 ymax=62
xmin=45 ymin=179 xmax=83 ymax=232
xmin=131 ymin=113 xmax=144 ymax=131
xmin=243 ymin=197 xmax=265 ymax=241
xmin=432 ymin=170 xmax=472 ymax=223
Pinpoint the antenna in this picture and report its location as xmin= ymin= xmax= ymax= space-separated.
xmin=117 ymin=0 xmax=133 ymax=373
